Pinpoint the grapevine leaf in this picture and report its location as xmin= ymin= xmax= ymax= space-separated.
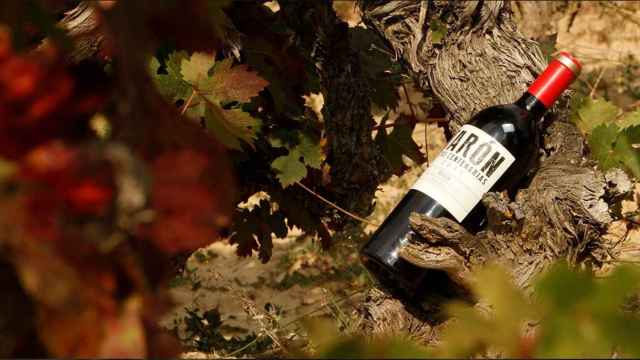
xmin=149 ymin=149 xmax=233 ymax=254
xmin=268 ymin=137 xmax=286 ymax=148
xmin=149 ymin=52 xmax=190 ymax=101
xmin=269 ymin=133 xmax=321 ymax=187
xmin=150 ymin=57 xmax=160 ymax=74
xmin=573 ymin=97 xmax=619 ymax=134
xmin=166 ymin=51 xmax=189 ymax=79
xmin=205 ymin=59 xmax=270 ymax=103
xmin=615 ymin=126 xmax=640 ymax=178
xmin=375 ymin=122 xmax=425 ymax=175
xmin=588 ymin=123 xmax=640 ymax=179
xmin=297 ymin=134 xmax=322 ymax=169
xmin=618 ymin=110 xmax=640 ymax=130
xmin=588 ymin=123 xmax=621 ymax=171
xmin=181 ymin=52 xmax=215 ymax=88
xmin=204 ymin=105 xmax=261 ymax=150
xmin=229 ymin=200 xmax=286 ymax=263
xmin=164 ymin=51 xmax=268 ymax=150
xmin=269 ymin=189 xmax=332 ymax=248
xmin=185 ymin=98 xmax=206 ymax=119
xmin=229 ymin=215 xmax=260 ymax=258
xmin=154 ymin=72 xmax=191 ymax=102
xmin=271 ymin=149 xmax=307 ymax=187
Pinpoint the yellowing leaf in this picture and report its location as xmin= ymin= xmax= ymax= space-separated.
xmin=169 ymin=51 xmax=267 ymax=150
xmin=205 ymin=59 xmax=269 ymax=103
xmin=181 ymin=52 xmax=215 ymax=87
xmin=204 ymin=105 xmax=261 ymax=150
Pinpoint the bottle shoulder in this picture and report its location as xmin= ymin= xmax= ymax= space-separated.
xmin=469 ymin=104 xmax=530 ymax=125
xmin=466 ymin=104 xmax=537 ymax=156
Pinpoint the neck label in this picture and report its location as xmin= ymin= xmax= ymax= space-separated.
xmin=411 ymin=124 xmax=515 ymax=221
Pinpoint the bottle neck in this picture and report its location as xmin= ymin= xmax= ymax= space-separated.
xmin=515 ymin=92 xmax=547 ymax=120
xmin=516 ymin=52 xmax=581 ymax=119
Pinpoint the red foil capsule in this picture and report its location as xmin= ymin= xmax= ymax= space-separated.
xmin=527 ymin=51 xmax=582 ymax=108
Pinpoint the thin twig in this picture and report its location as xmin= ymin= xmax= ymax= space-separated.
xmin=280 ymin=289 xmax=366 ymax=330
xmin=180 ymin=89 xmax=197 ymax=115
xmin=589 ymin=67 xmax=607 ymax=98
xmin=227 ymin=337 xmax=260 ymax=357
xmin=295 ymin=181 xmax=380 ymax=227
xmin=625 ymin=100 xmax=640 ymax=111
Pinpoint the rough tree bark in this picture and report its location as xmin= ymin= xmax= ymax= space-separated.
xmin=278 ymin=0 xmax=390 ymax=224
xmin=355 ymin=0 xmax=635 ymax=342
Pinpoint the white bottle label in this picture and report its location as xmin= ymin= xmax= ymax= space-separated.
xmin=411 ymin=124 xmax=516 ymax=222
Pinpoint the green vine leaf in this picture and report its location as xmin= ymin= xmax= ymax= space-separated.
xmin=588 ymin=123 xmax=640 ymax=179
xmin=588 ymin=123 xmax=621 ymax=171
xmin=150 ymin=51 xmax=191 ymax=101
xmin=572 ymin=97 xmax=619 ymax=135
xmin=270 ymin=133 xmax=322 ymax=187
xmin=271 ymin=150 xmax=307 ymax=188
xmin=614 ymin=126 xmax=640 ymax=178
xmin=296 ymin=134 xmax=322 ymax=169
xmin=580 ymin=94 xmax=640 ymax=179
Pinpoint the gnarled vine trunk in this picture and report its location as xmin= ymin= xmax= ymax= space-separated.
xmin=355 ymin=0 xmax=634 ymax=342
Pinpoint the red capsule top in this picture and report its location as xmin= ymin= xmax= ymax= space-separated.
xmin=527 ymin=51 xmax=582 ymax=108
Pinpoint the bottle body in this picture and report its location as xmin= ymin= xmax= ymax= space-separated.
xmin=360 ymin=51 xmax=582 ymax=296
xmin=360 ymin=97 xmax=541 ymax=292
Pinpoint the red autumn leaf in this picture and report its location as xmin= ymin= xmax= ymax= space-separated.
xmin=207 ymin=59 xmax=269 ymax=103
xmin=64 ymin=179 xmax=114 ymax=216
xmin=0 ymin=26 xmax=11 ymax=60
xmin=148 ymin=214 xmax=218 ymax=254
xmin=0 ymin=57 xmax=42 ymax=101
xmin=147 ymin=149 xmax=231 ymax=254
xmin=98 ymin=296 xmax=147 ymax=358
xmin=21 ymin=140 xmax=78 ymax=181
xmin=151 ymin=147 xmax=209 ymax=182
xmin=38 ymin=306 xmax=104 ymax=358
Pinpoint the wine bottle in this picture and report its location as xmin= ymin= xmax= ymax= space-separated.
xmin=360 ymin=51 xmax=582 ymax=294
